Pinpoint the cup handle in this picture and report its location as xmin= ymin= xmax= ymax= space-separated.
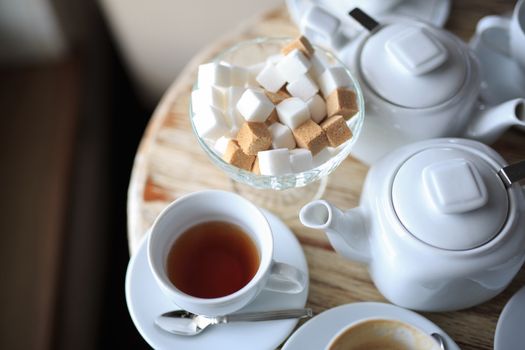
xmin=265 ymin=261 xmax=307 ymax=294
xmin=477 ymin=15 xmax=511 ymax=34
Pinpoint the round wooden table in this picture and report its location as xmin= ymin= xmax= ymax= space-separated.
xmin=127 ymin=2 xmax=525 ymax=349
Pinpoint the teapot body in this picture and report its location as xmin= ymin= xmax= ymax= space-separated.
xmin=359 ymin=138 xmax=525 ymax=311
xmin=338 ymin=19 xmax=482 ymax=164
xmin=347 ymin=85 xmax=481 ymax=164
xmin=295 ymin=10 xmax=525 ymax=165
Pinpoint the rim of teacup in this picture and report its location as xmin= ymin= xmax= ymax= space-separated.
xmin=147 ymin=190 xmax=274 ymax=307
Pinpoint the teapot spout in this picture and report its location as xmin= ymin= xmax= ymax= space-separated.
xmin=300 ymin=200 xmax=370 ymax=264
xmin=465 ymin=98 xmax=525 ymax=144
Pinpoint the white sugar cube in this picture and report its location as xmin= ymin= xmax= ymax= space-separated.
xmin=268 ymin=122 xmax=296 ymax=150
xmin=225 ymin=107 xmax=244 ymax=136
xmin=286 ymin=74 xmax=319 ymax=101
xmin=198 ymin=62 xmax=231 ymax=87
xmin=214 ymin=136 xmax=231 ymax=156
xmin=258 ymin=148 xmax=292 ymax=175
xmin=224 ymin=86 xmax=246 ymax=134
xmin=306 ymin=94 xmax=327 ymax=123
xmin=310 ymin=51 xmax=331 ymax=79
xmin=247 ymin=63 xmax=265 ymax=87
xmin=319 ymin=66 xmax=352 ymax=97
xmin=229 ymin=65 xmax=250 ymax=86
xmin=225 ymin=86 xmax=245 ymax=106
xmin=267 ymin=54 xmax=284 ymax=64
xmin=193 ymin=105 xmax=229 ymax=140
xmin=247 ymin=86 xmax=266 ymax=93
xmin=236 ymin=89 xmax=274 ymax=122
xmin=313 ymin=147 xmax=334 ymax=167
xmin=256 ymin=62 xmax=287 ymax=93
xmin=290 ymin=148 xmax=313 ymax=172
xmin=191 ymin=86 xmax=225 ymax=114
xmin=276 ymin=97 xmax=311 ymax=129
xmin=276 ymin=49 xmax=311 ymax=83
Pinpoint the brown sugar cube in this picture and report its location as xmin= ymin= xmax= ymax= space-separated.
xmin=326 ymin=88 xmax=358 ymax=120
xmin=236 ymin=122 xmax=272 ymax=155
xmin=251 ymin=156 xmax=260 ymax=175
xmin=265 ymin=89 xmax=291 ymax=104
xmin=321 ymin=115 xmax=353 ymax=147
xmin=223 ymin=140 xmax=255 ymax=171
xmin=292 ymin=119 xmax=329 ymax=155
xmin=265 ymin=108 xmax=279 ymax=126
xmin=282 ymin=36 xmax=315 ymax=58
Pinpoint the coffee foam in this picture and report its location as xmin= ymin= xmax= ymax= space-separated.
xmin=328 ymin=318 xmax=440 ymax=350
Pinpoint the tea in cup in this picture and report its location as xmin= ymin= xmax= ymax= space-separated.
xmin=166 ymin=220 xmax=260 ymax=299
xmin=326 ymin=318 xmax=441 ymax=350
xmin=147 ymin=190 xmax=306 ymax=316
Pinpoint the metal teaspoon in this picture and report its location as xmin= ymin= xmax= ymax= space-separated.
xmin=155 ymin=308 xmax=313 ymax=336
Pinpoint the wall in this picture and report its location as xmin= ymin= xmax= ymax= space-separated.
xmin=0 ymin=0 xmax=67 ymax=64
xmin=98 ymin=0 xmax=283 ymax=105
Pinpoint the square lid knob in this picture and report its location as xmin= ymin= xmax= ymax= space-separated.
xmin=386 ymin=27 xmax=448 ymax=75
xmin=423 ymin=159 xmax=488 ymax=214
xmin=393 ymin=148 xmax=508 ymax=250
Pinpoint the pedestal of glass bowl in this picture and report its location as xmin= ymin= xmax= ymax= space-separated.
xmin=229 ymin=177 xmax=327 ymax=219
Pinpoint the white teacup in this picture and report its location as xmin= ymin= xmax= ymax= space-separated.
xmin=326 ymin=318 xmax=441 ymax=350
xmin=147 ymin=190 xmax=306 ymax=316
xmin=475 ymin=0 xmax=525 ymax=69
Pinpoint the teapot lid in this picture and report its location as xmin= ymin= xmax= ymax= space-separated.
xmin=392 ymin=147 xmax=508 ymax=250
xmin=359 ymin=22 xmax=469 ymax=108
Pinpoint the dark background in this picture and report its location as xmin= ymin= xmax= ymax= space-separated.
xmin=0 ymin=2 xmax=151 ymax=349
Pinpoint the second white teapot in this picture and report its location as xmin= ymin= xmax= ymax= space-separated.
xmin=300 ymin=138 xmax=525 ymax=311
xmin=300 ymin=7 xmax=525 ymax=163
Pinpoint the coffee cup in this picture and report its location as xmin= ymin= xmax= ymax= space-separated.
xmin=475 ymin=0 xmax=525 ymax=69
xmin=326 ymin=318 xmax=440 ymax=350
xmin=147 ymin=190 xmax=306 ymax=316
xmin=326 ymin=318 xmax=441 ymax=350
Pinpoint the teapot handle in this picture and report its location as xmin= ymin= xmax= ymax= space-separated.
xmin=475 ymin=16 xmax=511 ymax=55
xmin=498 ymin=160 xmax=525 ymax=187
xmin=476 ymin=16 xmax=511 ymax=35
xmin=349 ymin=8 xmax=380 ymax=32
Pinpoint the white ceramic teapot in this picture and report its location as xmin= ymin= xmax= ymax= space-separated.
xmin=301 ymin=7 xmax=525 ymax=164
xmin=300 ymin=138 xmax=525 ymax=312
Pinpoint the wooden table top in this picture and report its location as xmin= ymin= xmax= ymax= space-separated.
xmin=127 ymin=1 xmax=525 ymax=349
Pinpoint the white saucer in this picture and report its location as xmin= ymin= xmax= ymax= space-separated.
xmin=282 ymin=302 xmax=460 ymax=350
xmin=286 ymin=0 xmax=451 ymax=31
xmin=494 ymin=285 xmax=525 ymax=350
xmin=125 ymin=209 xmax=309 ymax=350
xmin=470 ymin=20 xmax=525 ymax=105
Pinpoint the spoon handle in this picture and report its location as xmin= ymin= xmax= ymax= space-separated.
xmin=221 ymin=308 xmax=313 ymax=324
